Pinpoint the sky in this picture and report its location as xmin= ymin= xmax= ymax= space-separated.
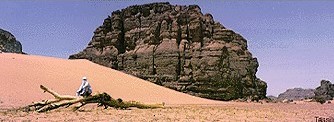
xmin=1 ymin=0 xmax=333 ymax=96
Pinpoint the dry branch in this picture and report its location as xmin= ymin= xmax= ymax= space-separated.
xmin=20 ymin=85 xmax=163 ymax=112
xmin=40 ymin=85 xmax=77 ymax=100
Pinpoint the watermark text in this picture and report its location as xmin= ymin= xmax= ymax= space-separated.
xmin=315 ymin=116 xmax=334 ymax=122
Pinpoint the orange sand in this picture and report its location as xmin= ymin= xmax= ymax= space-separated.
xmin=0 ymin=53 xmax=221 ymax=108
xmin=1 ymin=53 xmax=334 ymax=121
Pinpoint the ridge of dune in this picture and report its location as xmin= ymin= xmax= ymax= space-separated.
xmin=0 ymin=53 xmax=222 ymax=107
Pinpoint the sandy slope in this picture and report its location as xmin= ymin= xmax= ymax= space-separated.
xmin=2 ymin=53 xmax=334 ymax=121
xmin=0 ymin=53 xmax=221 ymax=107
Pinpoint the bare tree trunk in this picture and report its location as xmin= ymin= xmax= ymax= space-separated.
xmin=20 ymin=85 xmax=163 ymax=113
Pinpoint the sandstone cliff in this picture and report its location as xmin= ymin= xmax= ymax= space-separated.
xmin=0 ymin=28 xmax=23 ymax=53
xmin=70 ymin=2 xmax=267 ymax=100
xmin=314 ymin=80 xmax=334 ymax=103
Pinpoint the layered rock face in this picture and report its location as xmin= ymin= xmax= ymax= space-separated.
xmin=277 ymin=88 xmax=315 ymax=101
xmin=70 ymin=2 xmax=267 ymax=100
xmin=0 ymin=28 xmax=22 ymax=53
xmin=314 ymin=80 xmax=334 ymax=102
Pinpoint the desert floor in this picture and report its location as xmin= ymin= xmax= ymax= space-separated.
xmin=1 ymin=102 xmax=333 ymax=121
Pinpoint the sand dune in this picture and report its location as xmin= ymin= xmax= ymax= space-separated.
xmin=0 ymin=53 xmax=221 ymax=107
xmin=2 ymin=53 xmax=334 ymax=121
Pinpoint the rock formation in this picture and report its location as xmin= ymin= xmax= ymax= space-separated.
xmin=266 ymin=95 xmax=278 ymax=101
xmin=277 ymin=88 xmax=315 ymax=101
xmin=69 ymin=2 xmax=267 ymax=100
xmin=314 ymin=80 xmax=334 ymax=103
xmin=0 ymin=28 xmax=23 ymax=53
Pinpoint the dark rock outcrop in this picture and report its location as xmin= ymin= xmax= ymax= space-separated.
xmin=277 ymin=88 xmax=315 ymax=101
xmin=69 ymin=2 xmax=267 ymax=100
xmin=0 ymin=28 xmax=23 ymax=53
xmin=314 ymin=80 xmax=334 ymax=103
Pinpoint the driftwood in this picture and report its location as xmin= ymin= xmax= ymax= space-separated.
xmin=21 ymin=85 xmax=163 ymax=112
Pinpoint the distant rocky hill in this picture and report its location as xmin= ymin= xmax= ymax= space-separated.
xmin=277 ymin=88 xmax=315 ymax=101
xmin=314 ymin=80 xmax=334 ymax=103
xmin=69 ymin=2 xmax=267 ymax=100
xmin=0 ymin=28 xmax=23 ymax=53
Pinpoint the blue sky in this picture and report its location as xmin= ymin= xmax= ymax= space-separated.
xmin=1 ymin=0 xmax=333 ymax=96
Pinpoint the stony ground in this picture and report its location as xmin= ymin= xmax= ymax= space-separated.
xmin=1 ymin=102 xmax=333 ymax=121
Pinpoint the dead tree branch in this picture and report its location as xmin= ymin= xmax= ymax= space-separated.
xmin=20 ymin=85 xmax=163 ymax=112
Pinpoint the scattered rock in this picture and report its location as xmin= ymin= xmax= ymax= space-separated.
xmin=327 ymin=101 xmax=331 ymax=104
xmin=0 ymin=28 xmax=23 ymax=53
xmin=69 ymin=2 xmax=267 ymax=101
xmin=266 ymin=95 xmax=278 ymax=102
xmin=282 ymin=99 xmax=293 ymax=103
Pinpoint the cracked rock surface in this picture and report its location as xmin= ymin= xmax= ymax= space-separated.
xmin=70 ymin=2 xmax=267 ymax=100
